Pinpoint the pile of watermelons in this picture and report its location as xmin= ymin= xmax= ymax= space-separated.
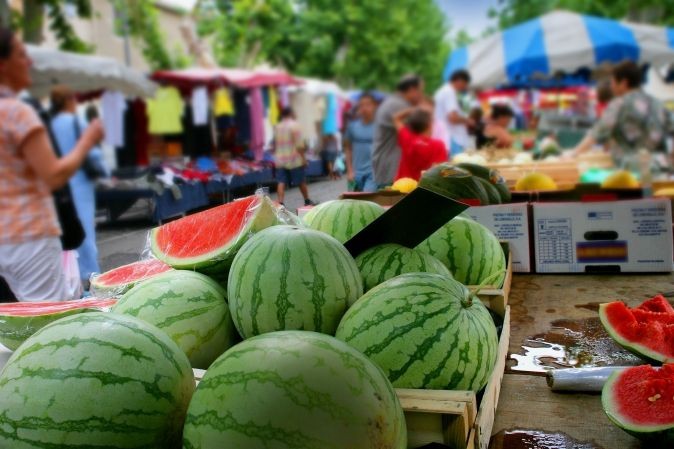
xmin=0 ymin=194 xmax=506 ymax=448
xmin=419 ymin=162 xmax=511 ymax=205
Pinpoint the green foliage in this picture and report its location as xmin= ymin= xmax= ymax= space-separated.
xmin=198 ymin=0 xmax=450 ymax=92
xmin=18 ymin=0 xmax=92 ymax=52
xmin=490 ymin=0 xmax=674 ymax=29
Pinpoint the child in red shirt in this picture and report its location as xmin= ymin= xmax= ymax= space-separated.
xmin=393 ymin=107 xmax=448 ymax=181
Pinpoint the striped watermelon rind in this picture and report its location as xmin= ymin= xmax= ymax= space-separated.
xmin=418 ymin=164 xmax=490 ymax=205
xmin=90 ymin=258 xmax=173 ymax=296
xmin=0 ymin=312 xmax=195 ymax=449
xmin=336 ymin=273 xmax=499 ymax=391
xmin=0 ymin=298 xmax=117 ymax=351
xmin=416 ymin=215 xmax=506 ymax=287
xmin=113 ymin=270 xmax=235 ymax=369
xmin=150 ymin=195 xmax=278 ymax=271
xmin=228 ymin=225 xmax=363 ymax=339
xmin=356 ymin=243 xmax=453 ymax=291
xmin=302 ymin=199 xmax=385 ymax=243
xmin=183 ymin=331 xmax=407 ymax=449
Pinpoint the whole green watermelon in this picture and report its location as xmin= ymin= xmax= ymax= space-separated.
xmin=228 ymin=226 xmax=363 ymax=339
xmin=456 ymin=162 xmax=511 ymax=203
xmin=418 ymin=164 xmax=490 ymax=205
xmin=356 ymin=243 xmax=453 ymax=291
xmin=183 ymin=331 xmax=406 ymax=449
xmin=302 ymin=199 xmax=385 ymax=243
xmin=417 ymin=215 xmax=506 ymax=287
xmin=113 ymin=270 xmax=236 ymax=369
xmin=0 ymin=312 xmax=194 ymax=449
xmin=336 ymin=273 xmax=498 ymax=391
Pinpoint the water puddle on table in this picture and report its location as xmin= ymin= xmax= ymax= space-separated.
xmin=489 ymin=429 xmax=605 ymax=449
xmin=508 ymin=317 xmax=643 ymax=375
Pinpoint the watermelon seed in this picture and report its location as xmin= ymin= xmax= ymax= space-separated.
xmin=648 ymin=394 xmax=661 ymax=402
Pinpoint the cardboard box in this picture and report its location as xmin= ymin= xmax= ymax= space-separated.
xmin=533 ymin=198 xmax=673 ymax=273
xmin=467 ymin=203 xmax=532 ymax=273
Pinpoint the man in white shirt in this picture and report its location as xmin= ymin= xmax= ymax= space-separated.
xmin=434 ymin=69 xmax=473 ymax=156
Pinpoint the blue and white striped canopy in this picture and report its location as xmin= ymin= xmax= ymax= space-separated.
xmin=444 ymin=10 xmax=674 ymax=89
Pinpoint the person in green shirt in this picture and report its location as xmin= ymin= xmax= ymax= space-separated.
xmin=572 ymin=61 xmax=673 ymax=170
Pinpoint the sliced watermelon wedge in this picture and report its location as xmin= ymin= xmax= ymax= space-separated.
xmin=599 ymin=294 xmax=674 ymax=363
xmin=150 ymin=194 xmax=277 ymax=271
xmin=603 ymin=364 xmax=674 ymax=444
xmin=0 ymin=298 xmax=117 ymax=351
xmin=90 ymin=259 xmax=173 ymax=296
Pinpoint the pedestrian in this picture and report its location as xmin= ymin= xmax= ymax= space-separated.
xmin=321 ymin=134 xmax=340 ymax=180
xmin=482 ymin=104 xmax=516 ymax=149
xmin=434 ymin=69 xmax=474 ymax=156
xmin=392 ymin=107 xmax=448 ymax=181
xmin=273 ymin=107 xmax=316 ymax=207
xmin=344 ymin=93 xmax=378 ymax=192
xmin=572 ymin=61 xmax=673 ymax=170
xmin=372 ymin=74 xmax=425 ymax=188
xmin=49 ymin=86 xmax=108 ymax=288
xmin=0 ymin=28 xmax=104 ymax=301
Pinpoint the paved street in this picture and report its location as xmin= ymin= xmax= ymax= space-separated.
xmin=96 ymin=177 xmax=347 ymax=272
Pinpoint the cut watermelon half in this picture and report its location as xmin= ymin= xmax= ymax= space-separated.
xmin=599 ymin=294 xmax=674 ymax=363
xmin=150 ymin=194 xmax=277 ymax=270
xmin=603 ymin=364 xmax=674 ymax=444
xmin=90 ymin=259 xmax=173 ymax=296
xmin=0 ymin=298 xmax=117 ymax=351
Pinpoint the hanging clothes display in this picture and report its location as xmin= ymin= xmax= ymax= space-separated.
xmin=268 ymin=87 xmax=280 ymax=125
xmin=213 ymin=87 xmax=234 ymax=116
xmin=290 ymin=90 xmax=318 ymax=147
xmin=130 ymin=99 xmax=150 ymax=166
xmin=234 ymin=90 xmax=251 ymax=145
xmin=147 ymin=86 xmax=185 ymax=135
xmin=182 ymin=105 xmax=214 ymax=158
xmin=249 ymin=87 xmax=265 ymax=161
xmin=278 ymin=86 xmax=290 ymax=108
xmin=100 ymin=90 xmax=127 ymax=148
xmin=117 ymin=100 xmax=136 ymax=168
xmin=322 ymin=93 xmax=339 ymax=135
xmin=191 ymin=86 xmax=209 ymax=126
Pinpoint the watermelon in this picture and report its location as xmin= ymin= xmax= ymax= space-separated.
xmin=302 ymin=199 xmax=385 ymax=243
xmin=599 ymin=295 xmax=674 ymax=363
xmin=151 ymin=194 xmax=277 ymax=272
xmin=113 ymin=270 xmax=235 ymax=369
xmin=228 ymin=225 xmax=363 ymax=339
xmin=336 ymin=273 xmax=498 ymax=391
xmin=418 ymin=164 xmax=490 ymax=205
xmin=416 ymin=215 xmax=506 ymax=287
xmin=355 ymin=243 xmax=453 ymax=291
xmin=602 ymin=364 xmax=674 ymax=444
xmin=456 ymin=162 xmax=511 ymax=203
xmin=476 ymin=177 xmax=502 ymax=204
xmin=90 ymin=258 xmax=173 ymax=296
xmin=183 ymin=331 xmax=406 ymax=449
xmin=0 ymin=298 xmax=117 ymax=351
xmin=0 ymin=312 xmax=194 ymax=449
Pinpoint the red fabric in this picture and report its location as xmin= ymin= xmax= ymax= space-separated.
xmin=132 ymin=100 xmax=150 ymax=166
xmin=395 ymin=127 xmax=448 ymax=181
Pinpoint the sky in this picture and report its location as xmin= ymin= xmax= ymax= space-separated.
xmin=434 ymin=0 xmax=500 ymax=38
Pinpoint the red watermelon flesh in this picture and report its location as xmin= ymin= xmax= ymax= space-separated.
xmin=0 ymin=298 xmax=117 ymax=351
xmin=603 ymin=364 xmax=674 ymax=442
xmin=599 ymin=295 xmax=674 ymax=363
xmin=90 ymin=259 xmax=172 ymax=295
xmin=150 ymin=195 xmax=277 ymax=270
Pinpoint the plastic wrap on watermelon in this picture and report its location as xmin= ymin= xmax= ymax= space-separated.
xmin=0 ymin=298 xmax=118 ymax=352
xmin=146 ymin=190 xmax=294 ymax=283
xmin=89 ymin=258 xmax=174 ymax=298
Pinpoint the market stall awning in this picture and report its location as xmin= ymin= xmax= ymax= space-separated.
xmin=444 ymin=10 xmax=674 ymax=89
xmin=151 ymin=68 xmax=303 ymax=90
xmin=27 ymin=45 xmax=156 ymax=98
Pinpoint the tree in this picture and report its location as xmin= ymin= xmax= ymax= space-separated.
xmin=19 ymin=0 xmax=93 ymax=52
xmin=197 ymin=0 xmax=450 ymax=91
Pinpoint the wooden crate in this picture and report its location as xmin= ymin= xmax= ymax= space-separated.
xmin=397 ymin=305 xmax=511 ymax=449
xmin=488 ymin=161 xmax=580 ymax=186
xmin=469 ymin=242 xmax=511 ymax=316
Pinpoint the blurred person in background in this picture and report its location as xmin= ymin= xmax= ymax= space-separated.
xmin=434 ymin=69 xmax=474 ymax=155
xmin=49 ymin=86 xmax=108 ymax=289
xmin=372 ymin=74 xmax=425 ymax=188
xmin=482 ymin=104 xmax=516 ymax=148
xmin=0 ymin=28 xmax=103 ymax=301
xmin=344 ymin=92 xmax=378 ymax=192
xmin=572 ymin=61 xmax=672 ymax=170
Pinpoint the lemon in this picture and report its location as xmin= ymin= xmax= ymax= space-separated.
xmin=515 ymin=172 xmax=557 ymax=191
xmin=391 ymin=178 xmax=418 ymax=193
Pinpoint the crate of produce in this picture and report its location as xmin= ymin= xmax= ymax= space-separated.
xmin=397 ymin=303 xmax=511 ymax=449
xmin=470 ymin=243 xmax=512 ymax=316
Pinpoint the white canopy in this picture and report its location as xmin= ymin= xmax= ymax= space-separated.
xmin=27 ymin=45 xmax=156 ymax=98
xmin=290 ymin=77 xmax=347 ymax=97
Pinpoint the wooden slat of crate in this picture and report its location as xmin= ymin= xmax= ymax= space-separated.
xmin=470 ymin=243 xmax=512 ymax=317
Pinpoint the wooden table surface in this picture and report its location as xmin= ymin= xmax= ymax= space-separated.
xmin=492 ymin=273 xmax=674 ymax=448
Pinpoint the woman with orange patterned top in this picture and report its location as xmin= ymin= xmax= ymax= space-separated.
xmin=0 ymin=28 xmax=103 ymax=301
